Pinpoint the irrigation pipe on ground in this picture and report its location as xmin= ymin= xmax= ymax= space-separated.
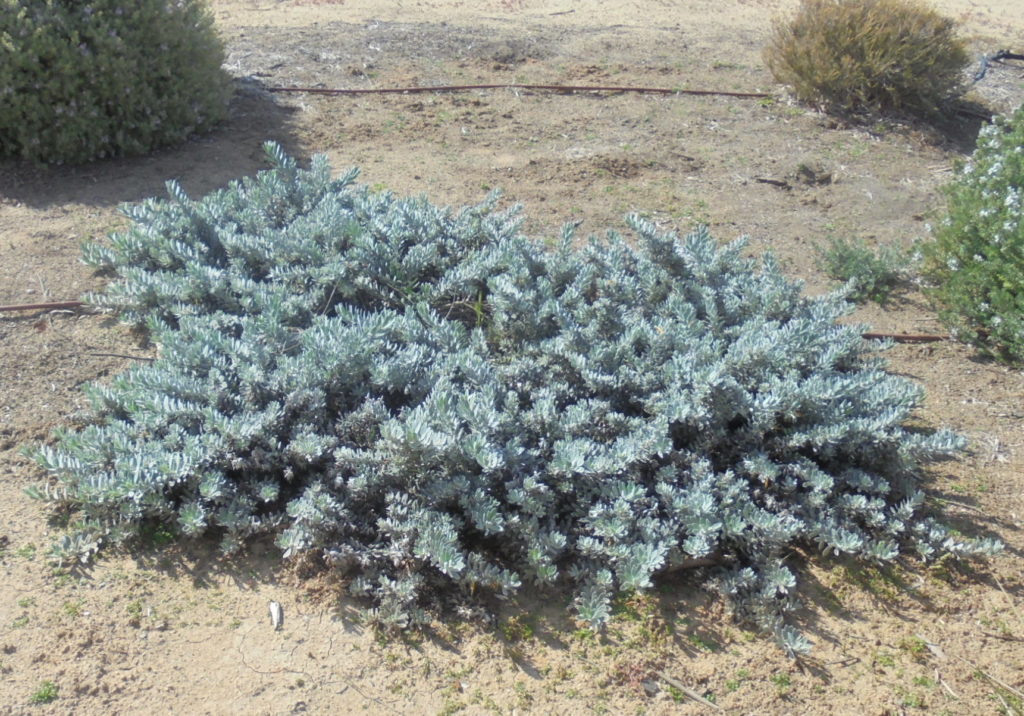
xmin=265 ymin=83 xmax=772 ymax=99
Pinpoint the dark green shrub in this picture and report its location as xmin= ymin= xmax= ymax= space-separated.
xmin=924 ymin=104 xmax=1024 ymax=362
xmin=764 ymin=0 xmax=969 ymax=118
xmin=0 ymin=0 xmax=231 ymax=164
xmin=816 ymin=236 xmax=916 ymax=304
xmin=32 ymin=144 xmax=1000 ymax=653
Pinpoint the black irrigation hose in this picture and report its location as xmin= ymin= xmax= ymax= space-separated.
xmin=269 ymin=49 xmax=1024 ymax=99
xmin=0 ymin=300 xmax=86 ymax=312
xmin=13 ymin=73 xmax=996 ymax=341
xmin=266 ymin=83 xmax=773 ymax=99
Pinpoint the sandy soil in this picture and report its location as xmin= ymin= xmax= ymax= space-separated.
xmin=2 ymin=1 xmax=1023 ymax=714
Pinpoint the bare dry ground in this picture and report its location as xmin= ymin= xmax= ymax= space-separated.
xmin=1 ymin=1 xmax=1023 ymax=714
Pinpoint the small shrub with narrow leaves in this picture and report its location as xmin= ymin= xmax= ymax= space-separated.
xmin=764 ymin=0 xmax=969 ymax=118
xmin=0 ymin=0 xmax=230 ymax=164
xmin=815 ymin=236 xmax=916 ymax=304
xmin=924 ymin=104 xmax=1024 ymax=362
xmin=32 ymin=143 xmax=1000 ymax=654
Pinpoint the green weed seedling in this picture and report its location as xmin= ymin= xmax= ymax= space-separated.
xmin=500 ymin=614 xmax=535 ymax=643
xmin=771 ymin=672 xmax=792 ymax=695
xmin=899 ymin=635 xmax=928 ymax=661
xmin=875 ymin=651 xmax=897 ymax=668
xmin=29 ymin=681 xmax=58 ymax=705
xmin=726 ymin=668 xmax=751 ymax=692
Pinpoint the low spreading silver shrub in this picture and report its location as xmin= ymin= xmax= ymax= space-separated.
xmin=34 ymin=144 xmax=1000 ymax=652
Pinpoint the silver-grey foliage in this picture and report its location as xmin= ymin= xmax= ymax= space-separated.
xmin=34 ymin=143 xmax=1001 ymax=653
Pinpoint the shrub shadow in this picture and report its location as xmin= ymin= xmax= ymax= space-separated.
xmin=818 ymin=97 xmax=991 ymax=156
xmin=929 ymin=98 xmax=992 ymax=154
xmin=128 ymin=531 xmax=285 ymax=591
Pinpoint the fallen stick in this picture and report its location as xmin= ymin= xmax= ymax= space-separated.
xmin=0 ymin=300 xmax=86 ymax=313
xmin=85 ymin=352 xmax=154 ymax=363
xmin=993 ymin=575 xmax=1024 ymax=629
xmin=660 ymin=554 xmax=724 ymax=573
xmin=937 ymin=670 xmax=961 ymax=700
xmin=918 ymin=635 xmax=1024 ymax=701
xmin=657 ymin=671 xmax=722 ymax=710
xmin=266 ymin=83 xmax=772 ymax=99
xmin=949 ymin=654 xmax=1024 ymax=700
xmin=861 ymin=332 xmax=949 ymax=343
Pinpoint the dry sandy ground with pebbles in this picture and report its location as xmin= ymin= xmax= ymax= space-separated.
xmin=1 ymin=1 xmax=1023 ymax=714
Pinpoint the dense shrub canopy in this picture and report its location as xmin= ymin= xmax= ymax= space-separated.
xmin=35 ymin=144 xmax=1000 ymax=653
xmin=925 ymin=104 xmax=1024 ymax=362
xmin=0 ymin=0 xmax=230 ymax=163
xmin=763 ymin=0 xmax=969 ymax=118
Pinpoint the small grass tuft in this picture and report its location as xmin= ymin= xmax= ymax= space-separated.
xmin=899 ymin=635 xmax=928 ymax=661
xmin=500 ymin=614 xmax=535 ymax=643
xmin=875 ymin=650 xmax=897 ymax=668
xmin=770 ymin=672 xmax=793 ymax=696
xmin=29 ymin=680 xmax=58 ymax=705
xmin=726 ymin=668 xmax=751 ymax=692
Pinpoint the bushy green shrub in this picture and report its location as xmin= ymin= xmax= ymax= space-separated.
xmin=0 ymin=0 xmax=231 ymax=164
xmin=763 ymin=0 xmax=969 ymax=118
xmin=816 ymin=236 xmax=916 ymax=304
xmin=32 ymin=144 xmax=1000 ymax=653
xmin=924 ymin=105 xmax=1024 ymax=362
